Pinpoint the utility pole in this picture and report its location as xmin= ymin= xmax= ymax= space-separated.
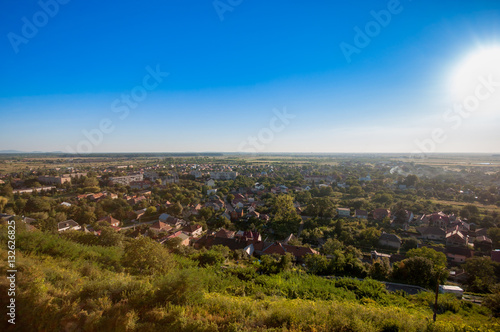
xmin=433 ymin=269 xmax=442 ymax=322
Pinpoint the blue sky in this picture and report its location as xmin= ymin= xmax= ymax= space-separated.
xmin=1 ymin=0 xmax=500 ymax=153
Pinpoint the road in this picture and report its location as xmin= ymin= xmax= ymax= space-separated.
xmin=120 ymin=219 xmax=158 ymax=230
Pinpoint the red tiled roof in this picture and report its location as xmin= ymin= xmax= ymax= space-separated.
xmin=98 ymin=215 xmax=121 ymax=226
xmin=214 ymin=228 xmax=235 ymax=238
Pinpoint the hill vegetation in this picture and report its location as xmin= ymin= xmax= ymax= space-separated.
xmin=1 ymin=224 xmax=498 ymax=332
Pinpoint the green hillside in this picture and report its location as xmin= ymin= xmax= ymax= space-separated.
xmin=1 ymin=225 xmax=498 ymax=332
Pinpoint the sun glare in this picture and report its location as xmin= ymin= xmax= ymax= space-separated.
xmin=451 ymin=46 xmax=500 ymax=100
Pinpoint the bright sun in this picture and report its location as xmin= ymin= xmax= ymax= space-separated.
xmin=451 ymin=46 xmax=500 ymax=100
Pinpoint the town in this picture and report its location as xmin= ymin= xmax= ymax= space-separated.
xmin=2 ymin=154 xmax=500 ymax=291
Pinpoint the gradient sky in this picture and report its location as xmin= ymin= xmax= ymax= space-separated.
xmin=1 ymin=0 xmax=500 ymax=153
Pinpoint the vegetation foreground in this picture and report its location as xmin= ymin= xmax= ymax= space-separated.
xmin=1 ymin=225 xmax=498 ymax=332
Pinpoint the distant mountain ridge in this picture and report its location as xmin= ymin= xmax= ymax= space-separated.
xmin=0 ymin=150 xmax=65 ymax=154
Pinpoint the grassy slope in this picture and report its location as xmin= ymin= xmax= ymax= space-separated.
xmin=1 ymin=228 xmax=498 ymax=332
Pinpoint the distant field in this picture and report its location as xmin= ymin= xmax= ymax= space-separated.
xmin=1 ymin=153 xmax=500 ymax=174
xmin=392 ymin=154 xmax=500 ymax=168
xmin=432 ymin=199 xmax=500 ymax=215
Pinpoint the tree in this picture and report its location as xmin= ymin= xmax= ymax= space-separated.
xmin=405 ymin=174 xmax=419 ymax=187
xmin=122 ymin=237 xmax=174 ymax=275
xmin=198 ymin=207 xmax=213 ymax=220
xmin=463 ymin=257 xmax=498 ymax=293
xmin=165 ymin=237 xmax=183 ymax=251
xmin=274 ymin=194 xmax=299 ymax=221
xmin=369 ymin=257 xmax=391 ymax=280
xmin=167 ymin=202 xmax=183 ymax=217
xmin=146 ymin=206 xmax=157 ymax=215
xmin=305 ymin=254 xmax=330 ymax=275
xmin=393 ymin=208 xmax=408 ymax=224
xmin=373 ymin=193 xmax=393 ymax=205
xmin=83 ymin=177 xmax=100 ymax=192
xmin=0 ymin=183 xmax=13 ymax=198
xmin=191 ymin=248 xmax=225 ymax=267
xmin=406 ymin=247 xmax=447 ymax=269
xmin=321 ymin=238 xmax=344 ymax=255
xmin=0 ymin=196 xmax=8 ymax=213
xmin=461 ymin=204 xmax=480 ymax=220
xmin=392 ymin=256 xmax=435 ymax=288
xmin=484 ymin=289 xmax=500 ymax=317
xmin=258 ymin=253 xmax=293 ymax=275
xmin=25 ymin=197 xmax=51 ymax=213
xmin=99 ymin=227 xmax=124 ymax=247
xmin=357 ymin=227 xmax=381 ymax=248
xmin=335 ymin=219 xmax=343 ymax=237
xmin=401 ymin=237 xmax=419 ymax=251
xmin=271 ymin=195 xmax=301 ymax=237
xmin=305 ymin=197 xmax=335 ymax=217
xmin=295 ymin=190 xmax=312 ymax=204
xmin=349 ymin=186 xmax=363 ymax=196
xmin=488 ymin=228 xmax=500 ymax=249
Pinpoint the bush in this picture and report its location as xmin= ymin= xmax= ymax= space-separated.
xmin=154 ymin=269 xmax=203 ymax=306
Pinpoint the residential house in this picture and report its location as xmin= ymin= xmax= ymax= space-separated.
xmin=473 ymin=235 xmax=493 ymax=252
xmin=254 ymin=182 xmax=265 ymax=190
xmin=373 ymin=209 xmax=391 ymax=221
xmin=182 ymin=224 xmax=203 ymax=237
xmin=109 ymin=173 xmax=143 ymax=186
xmin=165 ymin=216 xmax=186 ymax=228
xmin=214 ymin=228 xmax=235 ymax=239
xmin=446 ymin=247 xmax=473 ymax=263
xmin=127 ymin=195 xmax=146 ymax=205
xmin=194 ymin=235 xmax=255 ymax=255
xmin=138 ymin=190 xmax=152 ymax=196
xmin=159 ymin=213 xmax=171 ymax=223
xmin=260 ymin=214 xmax=270 ymax=222
xmin=378 ymin=232 xmax=401 ymax=249
xmin=98 ymin=215 xmax=121 ymax=227
xmin=207 ymin=188 xmax=218 ymax=196
xmin=163 ymin=231 xmax=190 ymax=246
xmin=259 ymin=242 xmax=319 ymax=263
xmin=149 ymin=221 xmax=172 ymax=234
xmin=58 ymin=219 xmax=81 ymax=232
xmin=354 ymin=210 xmax=368 ymax=219
xmin=359 ymin=174 xmax=372 ymax=182
xmin=417 ymin=227 xmax=446 ymax=241
xmin=129 ymin=208 xmax=147 ymax=220
xmin=446 ymin=227 xmax=469 ymax=246
xmin=235 ymin=230 xmax=261 ymax=242
xmin=183 ymin=204 xmax=202 ymax=218
xmin=429 ymin=212 xmax=450 ymax=229
xmin=491 ymin=250 xmax=500 ymax=263
xmin=337 ymin=208 xmax=350 ymax=218
xmin=190 ymin=171 xmax=202 ymax=178
xmin=231 ymin=208 xmax=244 ymax=221
xmin=247 ymin=210 xmax=260 ymax=219
xmin=282 ymin=233 xmax=297 ymax=244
